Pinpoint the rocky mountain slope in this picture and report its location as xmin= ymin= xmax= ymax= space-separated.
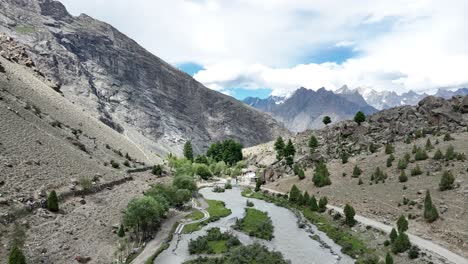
xmin=243 ymin=87 xmax=377 ymax=132
xmin=0 ymin=0 xmax=288 ymax=156
xmin=243 ymin=95 xmax=468 ymax=260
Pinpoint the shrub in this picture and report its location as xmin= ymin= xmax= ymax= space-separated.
xmin=79 ymin=177 xmax=93 ymax=190
xmin=173 ymin=176 xmax=197 ymax=191
xmin=183 ymin=141 xmax=194 ymax=161
xmin=414 ymin=148 xmax=428 ymax=161
xmin=410 ymin=165 xmax=422 ymax=176
xmin=47 ymin=190 xmax=59 ymax=212
xmin=369 ymin=143 xmax=377 ymax=153
xmin=152 ymin=164 xmax=163 ymax=176
xmin=308 ymin=196 xmax=318 ymax=211
xmin=352 ymin=165 xmax=362 ymax=178
xmin=371 ymin=167 xmax=387 ymax=183
xmin=246 ymin=200 xmax=254 ymax=207
xmin=412 ymin=145 xmax=418 ymax=154
xmin=439 ymin=170 xmax=455 ymax=191
xmin=424 ymin=190 xmax=439 ymax=223
xmin=385 ymin=142 xmax=395 ymax=155
xmin=293 ymin=164 xmax=300 ymax=175
xmin=288 ymin=185 xmax=302 ymax=204
xmin=397 ymin=159 xmax=408 ymax=170
xmin=398 ymin=171 xmax=408 ymax=183
xmin=445 ymin=145 xmax=456 ymax=160
xmin=443 ymin=133 xmax=453 ymax=141
xmin=433 ymin=149 xmax=444 ymax=160
xmin=397 ymin=215 xmax=408 ymax=233
xmin=194 ymin=155 xmax=209 ymax=164
xmin=323 ymin=116 xmax=331 ymax=125
xmin=213 ymin=186 xmax=225 ymax=193
xmin=123 ymin=160 xmax=130 ymax=167
xmin=117 ymin=224 xmax=125 ymax=237
xmin=308 ymin=135 xmax=319 ymax=153
xmin=425 ymin=139 xmax=433 ymax=150
xmin=457 ymin=152 xmax=466 ymax=161
xmin=386 ymin=154 xmax=395 ymax=167
xmin=392 ymin=232 xmax=411 ymax=253
xmin=354 ymin=111 xmax=366 ymax=125
xmin=225 ymin=181 xmax=232 ymax=189
xmin=298 ymin=169 xmax=305 ymax=180
xmin=341 ymin=152 xmax=349 ymax=164
xmin=389 ymin=228 xmax=398 ymax=243
xmin=385 ymin=253 xmax=393 ymax=264
xmin=194 ymin=164 xmax=212 ymax=180
xmin=344 ymin=204 xmax=356 ymax=226
xmin=110 ymin=160 xmax=120 ymax=169
xmin=404 ymin=152 xmax=411 ymax=162
xmin=313 ymin=162 xmax=331 ymax=187
xmin=318 ymin=197 xmax=328 ymax=213
xmin=8 ymin=246 xmax=26 ymax=264
xmin=408 ymin=246 xmax=420 ymax=259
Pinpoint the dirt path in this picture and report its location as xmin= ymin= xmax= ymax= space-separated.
xmin=130 ymin=210 xmax=185 ymax=264
xmin=175 ymin=199 xmax=210 ymax=234
xmin=260 ymin=186 xmax=468 ymax=264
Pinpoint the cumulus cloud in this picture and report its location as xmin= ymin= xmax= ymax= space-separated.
xmin=60 ymin=0 xmax=468 ymax=95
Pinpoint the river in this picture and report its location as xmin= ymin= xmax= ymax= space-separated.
xmin=154 ymin=187 xmax=354 ymax=264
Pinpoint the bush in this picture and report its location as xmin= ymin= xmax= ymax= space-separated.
xmin=298 ymin=169 xmax=305 ymax=180
xmin=408 ymin=245 xmax=420 ymax=259
xmin=410 ymin=165 xmax=422 ymax=176
xmin=194 ymin=155 xmax=209 ymax=164
xmin=414 ymin=148 xmax=428 ymax=161
xmin=123 ymin=160 xmax=130 ymax=167
xmin=386 ymin=154 xmax=395 ymax=168
xmin=308 ymin=135 xmax=319 ymax=153
xmin=225 ymin=181 xmax=232 ymax=189
xmin=8 ymin=246 xmax=26 ymax=264
xmin=433 ymin=149 xmax=444 ymax=160
xmin=117 ymin=224 xmax=125 ymax=237
xmin=194 ymin=164 xmax=212 ymax=180
xmin=213 ymin=186 xmax=225 ymax=193
xmin=110 ymin=160 xmax=120 ymax=169
xmin=445 ymin=145 xmax=456 ymax=160
xmin=385 ymin=253 xmax=393 ymax=264
xmin=425 ymin=139 xmax=433 ymax=150
xmin=246 ymin=200 xmax=254 ymax=207
xmin=389 ymin=228 xmax=398 ymax=243
xmin=385 ymin=143 xmax=394 ymax=155
xmin=354 ymin=111 xmax=366 ymax=125
xmin=313 ymin=162 xmax=331 ymax=187
xmin=47 ymin=190 xmax=59 ymax=212
xmin=397 ymin=215 xmax=408 ymax=233
xmin=457 ymin=152 xmax=466 ymax=161
xmin=344 ymin=204 xmax=356 ymax=226
xmin=397 ymin=159 xmax=408 ymax=170
xmin=308 ymin=196 xmax=318 ymax=211
xmin=152 ymin=164 xmax=163 ymax=176
xmin=398 ymin=171 xmax=408 ymax=183
xmin=439 ymin=170 xmax=455 ymax=191
xmin=79 ymin=176 xmax=93 ymax=190
xmin=371 ymin=167 xmax=387 ymax=183
xmin=369 ymin=143 xmax=377 ymax=153
xmin=288 ymin=185 xmax=302 ymax=204
xmin=341 ymin=152 xmax=349 ymax=164
xmin=173 ymin=176 xmax=197 ymax=191
xmin=392 ymin=232 xmax=411 ymax=253
xmin=318 ymin=197 xmax=328 ymax=213
xmin=443 ymin=133 xmax=453 ymax=141
xmin=424 ymin=190 xmax=439 ymax=223
xmin=352 ymin=165 xmax=362 ymax=178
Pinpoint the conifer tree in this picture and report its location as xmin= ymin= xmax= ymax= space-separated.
xmin=298 ymin=169 xmax=305 ymax=180
xmin=344 ymin=204 xmax=356 ymax=226
xmin=389 ymin=228 xmax=398 ymax=243
xmin=308 ymin=135 xmax=318 ymax=153
xmin=313 ymin=162 xmax=331 ymax=187
xmin=318 ymin=197 xmax=328 ymax=213
xmin=352 ymin=165 xmax=362 ymax=178
xmin=398 ymin=170 xmax=408 ymax=183
xmin=117 ymin=224 xmax=126 ymax=237
xmin=392 ymin=232 xmax=411 ymax=253
xmin=47 ymin=190 xmax=59 ymax=213
xmin=289 ymin=185 xmax=301 ymax=204
xmin=385 ymin=142 xmax=394 ymax=155
xmin=183 ymin=141 xmax=194 ymax=161
xmin=308 ymin=196 xmax=318 ymax=211
xmin=274 ymin=137 xmax=285 ymax=161
xmin=425 ymin=138 xmax=433 ymax=150
xmin=385 ymin=253 xmax=393 ymax=264
xmin=439 ymin=170 xmax=455 ymax=191
xmin=303 ymin=191 xmax=310 ymax=206
xmin=386 ymin=154 xmax=395 ymax=167
xmin=397 ymin=215 xmax=408 ymax=233
xmin=284 ymin=139 xmax=296 ymax=167
xmin=322 ymin=116 xmax=331 ymax=125
xmin=423 ymin=190 xmax=439 ymax=223
xmin=433 ymin=149 xmax=443 ymax=160
xmin=8 ymin=246 xmax=26 ymax=264
xmin=354 ymin=111 xmax=366 ymax=125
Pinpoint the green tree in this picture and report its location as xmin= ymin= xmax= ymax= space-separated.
xmin=183 ymin=140 xmax=194 ymax=161
xmin=284 ymin=139 xmax=296 ymax=167
xmin=322 ymin=116 xmax=331 ymax=126
xmin=173 ymin=176 xmax=197 ymax=191
xmin=397 ymin=215 xmax=408 ymax=233
xmin=425 ymin=138 xmax=433 ymax=150
xmin=439 ymin=170 xmax=455 ymax=191
xmin=433 ymin=149 xmax=444 ymax=160
xmin=344 ymin=204 xmax=356 ymax=226
xmin=255 ymin=178 xmax=262 ymax=192
xmin=385 ymin=253 xmax=393 ymax=264
xmin=369 ymin=143 xmax=377 ymax=153
xmin=308 ymin=135 xmax=319 ymax=153
xmin=298 ymin=169 xmax=305 ymax=180
xmin=8 ymin=246 xmax=26 ymax=264
xmin=445 ymin=145 xmax=456 ymax=160
xmin=410 ymin=165 xmax=422 ymax=176
xmin=206 ymin=140 xmax=243 ymax=165
xmin=313 ymin=162 xmax=331 ymax=187
xmin=392 ymin=232 xmax=411 ymax=253
xmin=385 ymin=142 xmax=394 ymax=154
xmin=354 ymin=111 xmax=366 ymax=125
xmin=341 ymin=152 xmax=349 ymax=164
xmin=152 ymin=164 xmax=163 ymax=176
xmin=117 ymin=224 xmax=125 ymax=237
xmin=288 ymin=185 xmax=301 ymax=204
xmin=308 ymin=196 xmax=318 ymax=211
xmin=274 ymin=137 xmax=285 ymax=161
xmin=194 ymin=155 xmax=209 ymax=164
xmin=398 ymin=171 xmax=408 ymax=183
xmin=386 ymin=154 xmax=395 ymax=167
xmin=423 ymin=190 xmax=439 ymax=223
xmin=389 ymin=228 xmax=398 ymax=243
xmin=124 ymin=196 xmax=164 ymax=240
xmin=414 ymin=148 xmax=428 ymax=160
xmin=397 ymin=159 xmax=408 ymax=170
xmin=352 ymin=165 xmax=362 ymax=178
xmin=47 ymin=190 xmax=59 ymax=213
xmin=303 ymin=191 xmax=310 ymax=206
xmin=318 ymin=197 xmax=328 ymax=213
xmin=194 ymin=164 xmax=212 ymax=180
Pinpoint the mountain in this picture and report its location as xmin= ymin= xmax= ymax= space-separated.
xmin=243 ymin=87 xmax=377 ymax=132
xmin=0 ymin=0 xmax=288 ymax=156
xmin=435 ymin=88 xmax=468 ymax=99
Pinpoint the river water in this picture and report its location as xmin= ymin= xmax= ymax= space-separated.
xmin=154 ymin=187 xmax=354 ymax=264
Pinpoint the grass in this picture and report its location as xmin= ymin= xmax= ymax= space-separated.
xmin=15 ymin=25 xmax=35 ymax=34
xmin=185 ymin=210 xmax=204 ymax=221
xmin=234 ymin=208 xmax=274 ymax=240
xmin=241 ymin=188 xmax=373 ymax=260
xmin=183 ymin=199 xmax=232 ymax=233
xmin=208 ymin=240 xmax=228 ymax=254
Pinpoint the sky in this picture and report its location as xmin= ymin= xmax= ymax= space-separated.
xmin=60 ymin=0 xmax=468 ymax=100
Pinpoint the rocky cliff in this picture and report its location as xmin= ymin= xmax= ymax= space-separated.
xmin=0 ymin=0 xmax=288 ymax=156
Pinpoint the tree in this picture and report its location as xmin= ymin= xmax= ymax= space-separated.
xmin=397 ymin=215 xmax=408 ymax=233
xmin=392 ymin=232 xmax=411 ymax=253
xmin=398 ymin=171 xmax=408 ymax=183
xmin=308 ymin=196 xmax=318 ymax=211
xmin=385 ymin=143 xmax=394 ymax=155
xmin=341 ymin=152 xmax=349 ymax=164
xmin=303 ymin=191 xmax=310 ymax=206
xmin=8 ymin=246 xmax=26 ymax=264
xmin=386 ymin=154 xmax=395 ymax=167
xmin=344 ymin=204 xmax=356 ymax=226
xmin=414 ymin=148 xmax=428 ymax=160
xmin=354 ymin=111 xmax=366 ymax=125
xmin=206 ymin=140 xmax=243 ymax=165
xmin=288 ymin=185 xmax=301 ymax=204
xmin=47 ymin=190 xmax=59 ymax=213
xmin=152 ymin=164 xmax=163 ymax=176
xmin=183 ymin=141 xmax=194 ymax=161
xmin=425 ymin=138 xmax=433 ymax=150
xmin=284 ymin=139 xmax=296 ymax=167
xmin=445 ymin=145 xmax=456 ymax=160
xmin=308 ymin=135 xmax=318 ymax=153
xmin=117 ymin=224 xmax=125 ymax=237
xmin=173 ymin=176 xmax=197 ymax=191
xmin=385 ymin=253 xmax=393 ymax=264
xmin=274 ymin=137 xmax=285 ymax=161
xmin=255 ymin=178 xmax=262 ymax=192
xmin=433 ymin=149 xmax=444 ymax=160
xmin=318 ymin=197 xmax=328 ymax=213
xmin=194 ymin=164 xmax=212 ymax=180
xmin=124 ymin=196 xmax=164 ymax=240
xmin=313 ymin=162 xmax=331 ymax=187
xmin=397 ymin=159 xmax=408 ymax=170
xmin=439 ymin=170 xmax=455 ymax=191
xmin=369 ymin=143 xmax=377 ymax=153
xmin=389 ymin=228 xmax=398 ymax=243
xmin=322 ymin=116 xmax=331 ymax=126
xmin=424 ymin=190 xmax=439 ymax=223
xmin=194 ymin=155 xmax=209 ymax=164
xmin=298 ymin=169 xmax=305 ymax=180
xmin=352 ymin=165 xmax=362 ymax=178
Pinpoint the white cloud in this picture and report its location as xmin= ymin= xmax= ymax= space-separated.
xmin=60 ymin=0 xmax=468 ymax=95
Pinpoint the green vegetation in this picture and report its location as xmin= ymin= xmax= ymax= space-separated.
xmin=298 ymin=168 xmax=305 ymax=180
xmin=8 ymin=246 xmax=26 ymax=264
xmin=318 ymin=196 xmax=328 ymax=213
xmin=370 ymin=167 xmax=387 ymax=183
xmin=368 ymin=143 xmax=377 ymax=153
xmin=184 ymin=141 xmax=194 ymax=161
xmin=386 ymin=154 xmax=395 ymax=168
xmin=352 ymin=165 xmax=362 ymax=178
xmin=389 ymin=228 xmax=398 ymax=243
xmin=274 ymin=136 xmax=285 ymax=161
xmin=225 ymin=180 xmax=232 ymax=189
xmin=445 ymin=145 xmax=456 ymax=160
xmin=15 ymin=25 xmax=34 ymax=34
xmin=47 ymin=190 xmax=59 ymax=212
xmin=341 ymin=152 xmax=349 ymax=164
xmin=385 ymin=142 xmax=394 ymax=155
xmin=188 ymin=228 xmax=240 ymax=254
xmin=213 ymin=186 xmax=225 ymax=193
xmin=354 ymin=111 xmax=366 ymax=125
xmin=424 ymin=190 xmax=439 ymax=223
xmin=152 ymin=164 xmax=163 ymax=176
xmin=79 ymin=176 xmax=93 ymax=190
xmin=323 ymin=116 xmax=331 ymax=125
xmin=234 ymin=208 xmax=274 ymax=240
xmin=397 ymin=215 xmax=408 ymax=233
xmin=391 ymin=216 xmax=411 ymax=254
xmin=117 ymin=224 xmax=125 ymax=237
xmin=194 ymin=163 xmax=212 ymax=180
xmin=443 ymin=132 xmax=453 ymax=141
xmin=308 ymin=135 xmax=319 ymax=153
xmin=110 ymin=159 xmax=120 ymax=169
xmin=425 ymin=138 xmax=433 ymax=151
xmin=385 ymin=252 xmax=393 ymax=264
xmin=433 ymin=149 xmax=444 ymax=160
xmin=284 ymin=139 xmax=296 ymax=167
xmin=410 ymin=165 xmax=422 ymax=176
xmin=397 ymin=159 xmax=408 ymax=170
xmin=344 ymin=204 xmax=356 ymax=226
xmin=246 ymin=200 xmax=254 ymax=207
xmin=206 ymin=139 xmax=243 ymax=165
xmin=313 ymin=162 xmax=331 ymax=187
xmin=439 ymin=170 xmax=455 ymax=191
xmin=414 ymin=148 xmax=428 ymax=160
xmin=398 ymin=171 xmax=408 ymax=183
xmin=184 ymin=243 xmax=288 ymax=264
xmin=183 ymin=200 xmax=232 ymax=233
xmin=288 ymin=185 xmax=302 ymax=204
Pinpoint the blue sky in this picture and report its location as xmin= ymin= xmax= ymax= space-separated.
xmin=61 ymin=0 xmax=468 ymax=97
